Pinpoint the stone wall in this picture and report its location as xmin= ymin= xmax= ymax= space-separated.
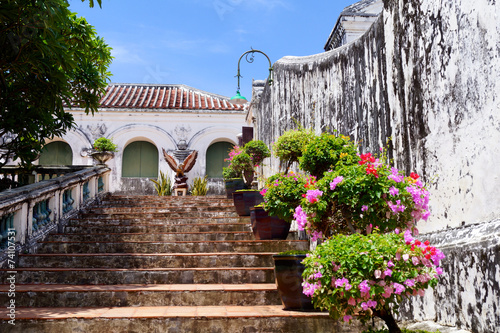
xmin=252 ymin=0 xmax=499 ymax=331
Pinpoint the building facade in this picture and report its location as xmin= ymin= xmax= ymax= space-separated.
xmin=38 ymin=83 xmax=247 ymax=194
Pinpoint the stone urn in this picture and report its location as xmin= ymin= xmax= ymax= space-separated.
xmin=90 ymin=151 xmax=115 ymax=165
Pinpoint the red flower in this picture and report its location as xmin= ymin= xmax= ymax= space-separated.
xmin=365 ymin=164 xmax=379 ymax=178
xmin=410 ymin=172 xmax=420 ymax=180
xmin=424 ymin=240 xmax=430 ymax=246
xmin=425 ymin=254 xmax=431 ymax=260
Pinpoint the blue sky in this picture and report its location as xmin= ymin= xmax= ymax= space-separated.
xmin=69 ymin=0 xmax=355 ymax=100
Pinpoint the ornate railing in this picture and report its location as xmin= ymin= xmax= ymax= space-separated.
xmin=0 ymin=166 xmax=110 ymax=265
xmin=0 ymin=166 xmax=93 ymax=192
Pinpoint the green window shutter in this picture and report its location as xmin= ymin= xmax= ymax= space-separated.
xmin=122 ymin=141 xmax=158 ymax=178
xmin=39 ymin=142 xmax=73 ymax=166
xmin=206 ymin=142 xmax=233 ymax=178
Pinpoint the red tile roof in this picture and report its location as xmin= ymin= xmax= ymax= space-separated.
xmin=95 ymin=83 xmax=244 ymax=111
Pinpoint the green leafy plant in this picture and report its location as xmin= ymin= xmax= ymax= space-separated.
xmin=302 ymin=231 xmax=444 ymax=332
xmin=92 ymin=137 xmax=118 ymax=152
xmin=260 ymin=172 xmax=316 ymax=222
xmin=222 ymin=166 xmax=241 ymax=180
xmin=273 ymin=128 xmax=314 ymax=173
xmin=150 ymin=171 xmax=172 ymax=196
xmin=191 ymin=175 xmax=208 ymax=196
xmin=243 ymin=140 xmax=271 ymax=167
xmin=299 ymin=132 xmax=358 ymax=179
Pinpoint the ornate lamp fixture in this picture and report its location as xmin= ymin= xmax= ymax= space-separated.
xmin=230 ymin=49 xmax=273 ymax=105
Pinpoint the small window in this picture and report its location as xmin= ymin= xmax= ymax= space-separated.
xmin=39 ymin=142 xmax=73 ymax=166
xmin=206 ymin=142 xmax=233 ymax=178
xmin=122 ymin=141 xmax=158 ymax=178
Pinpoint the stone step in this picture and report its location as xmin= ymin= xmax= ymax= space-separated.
xmin=46 ymin=231 xmax=255 ymax=242
xmin=87 ymin=205 xmax=237 ymax=214
xmin=68 ymin=215 xmax=249 ymax=225
xmin=0 ymin=306 xmax=352 ymax=333
xmin=3 ymin=267 xmax=276 ymax=284
xmin=36 ymin=240 xmax=309 ymax=254
xmin=0 ymin=284 xmax=280 ymax=307
xmin=18 ymin=252 xmax=276 ymax=268
xmin=82 ymin=210 xmax=239 ymax=219
xmin=63 ymin=223 xmax=251 ymax=233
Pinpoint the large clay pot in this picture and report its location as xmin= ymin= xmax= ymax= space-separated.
xmin=273 ymin=254 xmax=314 ymax=311
xmin=250 ymin=206 xmax=290 ymax=240
xmin=233 ymin=190 xmax=264 ymax=216
xmin=224 ymin=178 xmax=247 ymax=199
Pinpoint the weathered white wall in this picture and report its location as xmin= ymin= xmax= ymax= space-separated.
xmin=251 ymin=0 xmax=499 ymax=331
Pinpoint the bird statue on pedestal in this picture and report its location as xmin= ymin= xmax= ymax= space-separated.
xmin=162 ymin=149 xmax=198 ymax=193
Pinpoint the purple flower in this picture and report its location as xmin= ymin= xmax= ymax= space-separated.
xmin=358 ymin=280 xmax=371 ymax=293
xmin=361 ymin=302 xmax=369 ymax=311
xmin=388 ymin=186 xmax=399 ymax=196
xmin=404 ymin=279 xmax=415 ymax=287
xmin=367 ymin=300 xmax=377 ymax=308
xmin=334 ymin=277 xmax=351 ymax=290
xmin=387 ymin=260 xmax=395 ymax=267
xmin=361 ymin=205 xmax=369 ymax=212
xmin=293 ymin=206 xmax=308 ymax=231
xmin=329 ymin=176 xmax=344 ymax=190
xmin=435 ymin=267 xmax=444 ymax=275
xmin=306 ymin=189 xmax=323 ymax=203
xmin=393 ymin=283 xmax=406 ymax=295
xmin=343 ymin=315 xmax=352 ymax=322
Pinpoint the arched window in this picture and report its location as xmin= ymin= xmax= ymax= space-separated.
xmin=122 ymin=141 xmax=158 ymax=178
xmin=206 ymin=141 xmax=233 ymax=178
xmin=39 ymin=141 xmax=73 ymax=166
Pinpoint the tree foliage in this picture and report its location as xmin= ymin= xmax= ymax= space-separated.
xmin=0 ymin=0 xmax=112 ymax=167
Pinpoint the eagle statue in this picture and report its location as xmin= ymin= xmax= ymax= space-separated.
xmin=162 ymin=149 xmax=198 ymax=190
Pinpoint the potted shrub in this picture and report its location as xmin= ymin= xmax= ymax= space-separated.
xmin=293 ymin=147 xmax=444 ymax=333
xmin=91 ymin=137 xmax=118 ymax=165
xmin=225 ymin=141 xmax=271 ymax=187
xmin=272 ymin=250 xmax=314 ymax=311
xmin=223 ymin=166 xmax=246 ymax=199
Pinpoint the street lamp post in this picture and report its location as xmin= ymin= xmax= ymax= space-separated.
xmin=230 ymin=49 xmax=273 ymax=105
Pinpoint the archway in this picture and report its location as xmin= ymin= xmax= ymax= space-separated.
xmin=206 ymin=141 xmax=233 ymax=178
xmin=39 ymin=141 xmax=73 ymax=166
xmin=122 ymin=141 xmax=159 ymax=178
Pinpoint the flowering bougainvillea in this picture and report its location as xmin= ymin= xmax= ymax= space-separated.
xmin=302 ymin=230 xmax=444 ymax=325
xmin=294 ymin=153 xmax=431 ymax=239
xmin=261 ymin=172 xmax=316 ymax=222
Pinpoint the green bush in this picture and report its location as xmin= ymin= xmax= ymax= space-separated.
xmin=273 ymin=128 xmax=314 ymax=173
xmin=222 ymin=166 xmax=240 ymax=180
xmin=243 ymin=140 xmax=271 ymax=166
xmin=298 ymin=132 xmax=358 ymax=179
xmin=92 ymin=137 xmax=118 ymax=152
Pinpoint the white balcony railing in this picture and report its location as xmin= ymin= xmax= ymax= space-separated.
xmin=0 ymin=166 xmax=111 ymax=266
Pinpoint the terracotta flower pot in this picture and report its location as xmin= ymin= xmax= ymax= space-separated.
xmin=250 ymin=206 xmax=290 ymax=240
xmin=273 ymin=254 xmax=314 ymax=311
xmin=224 ymin=178 xmax=247 ymax=199
xmin=90 ymin=151 xmax=114 ymax=165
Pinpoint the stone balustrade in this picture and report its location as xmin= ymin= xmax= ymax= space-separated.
xmin=0 ymin=166 xmax=111 ymax=266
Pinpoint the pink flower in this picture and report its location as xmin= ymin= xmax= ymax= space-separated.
xmin=412 ymin=256 xmax=420 ymax=266
xmin=383 ymin=268 xmax=392 ymax=277
xmin=361 ymin=205 xmax=369 ymax=212
xmin=358 ymin=280 xmax=370 ymax=293
xmin=389 ymin=186 xmax=399 ymax=196
xmin=361 ymin=302 xmax=369 ymax=311
xmin=329 ymin=176 xmax=344 ymax=190
xmin=404 ymin=279 xmax=415 ymax=287
xmin=367 ymin=300 xmax=377 ymax=308
xmin=387 ymin=260 xmax=395 ymax=267
xmin=393 ymin=283 xmax=405 ymax=295
xmin=334 ymin=277 xmax=352 ymax=290
xmin=381 ymin=286 xmax=393 ymax=298
xmin=436 ymin=267 xmax=444 ymax=275
xmin=260 ymin=188 xmax=267 ymax=196
xmin=293 ymin=206 xmax=308 ymax=231
xmin=310 ymin=230 xmax=324 ymax=242
xmin=343 ymin=315 xmax=352 ymax=322
xmin=306 ymin=189 xmax=323 ymax=203
xmin=348 ymin=297 xmax=356 ymax=306
xmin=402 ymin=254 xmax=410 ymax=261
xmin=374 ymin=270 xmax=382 ymax=279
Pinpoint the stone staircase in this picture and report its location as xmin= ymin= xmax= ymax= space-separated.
xmin=0 ymin=195 xmax=355 ymax=332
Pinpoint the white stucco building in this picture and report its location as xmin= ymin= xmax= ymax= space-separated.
xmin=38 ymin=83 xmax=247 ymax=194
